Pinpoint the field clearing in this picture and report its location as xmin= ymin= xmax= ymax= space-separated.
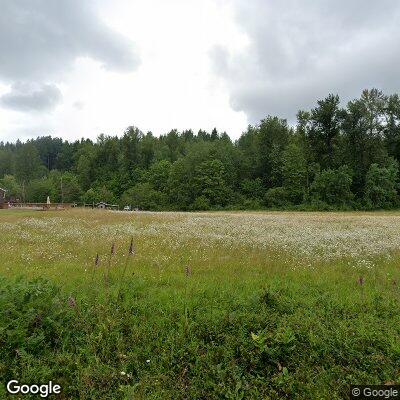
xmin=1 ymin=209 xmax=400 ymax=399
xmin=2 ymin=209 xmax=400 ymax=280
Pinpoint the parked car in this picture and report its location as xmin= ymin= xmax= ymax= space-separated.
xmin=123 ymin=205 xmax=131 ymax=211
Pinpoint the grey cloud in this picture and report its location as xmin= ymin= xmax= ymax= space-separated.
xmin=211 ymin=0 xmax=400 ymax=123
xmin=0 ymin=82 xmax=62 ymax=112
xmin=0 ymin=0 xmax=140 ymax=82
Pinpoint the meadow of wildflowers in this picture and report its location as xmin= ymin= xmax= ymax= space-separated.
xmin=0 ymin=209 xmax=399 ymax=399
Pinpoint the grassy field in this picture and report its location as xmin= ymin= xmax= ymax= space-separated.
xmin=0 ymin=209 xmax=399 ymax=399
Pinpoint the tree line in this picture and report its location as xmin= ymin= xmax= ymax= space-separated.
xmin=1 ymin=89 xmax=400 ymax=211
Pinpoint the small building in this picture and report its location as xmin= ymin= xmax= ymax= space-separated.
xmin=0 ymin=187 xmax=7 ymax=209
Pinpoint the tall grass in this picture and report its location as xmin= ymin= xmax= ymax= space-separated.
xmin=0 ymin=209 xmax=399 ymax=399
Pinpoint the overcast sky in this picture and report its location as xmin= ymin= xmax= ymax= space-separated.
xmin=0 ymin=0 xmax=399 ymax=142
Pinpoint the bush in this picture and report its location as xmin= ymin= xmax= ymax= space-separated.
xmin=364 ymin=161 xmax=399 ymax=209
xmin=81 ymin=186 xmax=116 ymax=205
xmin=26 ymin=178 xmax=56 ymax=203
xmin=1 ymin=271 xmax=399 ymax=399
xmin=310 ymin=166 xmax=353 ymax=207
xmin=264 ymin=187 xmax=290 ymax=208
xmin=0 ymin=278 xmax=80 ymax=396
xmin=191 ymin=195 xmax=211 ymax=210
xmin=121 ymin=182 xmax=167 ymax=210
xmin=0 ymin=175 xmax=22 ymax=200
xmin=240 ymin=198 xmax=263 ymax=210
xmin=240 ymin=178 xmax=265 ymax=200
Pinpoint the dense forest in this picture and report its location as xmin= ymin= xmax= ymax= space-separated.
xmin=1 ymin=89 xmax=400 ymax=211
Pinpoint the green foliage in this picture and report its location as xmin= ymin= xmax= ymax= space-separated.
xmin=193 ymin=159 xmax=230 ymax=207
xmin=76 ymin=150 xmax=95 ymax=191
xmin=0 ymin=175 xmax=22 ymax=200
xmin=0 ymin=278 xmax=73 ymax=360
xmin=147 ymin=160 xmax=172 ymax=192
xmin=46 ymin=171 xmax=82 ymax=203
xmin=82 ymin=186 xmax=116 ymax=205
xmin=282 ymin=141 xmax=307 ymax=204
xmin=26 ymin=178 xmax=56 ymax=203
xmin=310 ymin=166 xmax=354 ymax=207
xmin=264 ymin=187 xmax=290 ymax=208
xmin=0 ymin=150 xmax=14 ymax=177
xmin=14 ymin=143 xmax=46 ymax=183
xmin=1 ymin=271 xmax=399 ymax=399
xmin=240 ymin=178 xmax=265 ymax=200
xmin=2 ymin=88 xmax=400 ymax=210
xmin=385 ymin=94 xmax=400 ymax=162
xmin=121 ymin=182 xmax=167 ymax=210
xmin=364 ymin=160 xmax=399 ymax=209
xmin=59 ymin=172 xmax=83 ymax=203
xmin=191 ymin=195 xmax=211 ymax=210
xmin=305 ymin=94 xmax=344 ymax=169
xmin=257 ymin=116 xmax=289 ymax=188
xmin=1 ymin=210 xmax=400 ymax=398
xmin=342 ymin=89 xmax=389 ymax=196
xmin=167 ymin=158 xmax=193 ymax=210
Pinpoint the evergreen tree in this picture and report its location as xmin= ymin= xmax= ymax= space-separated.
xmin=1 ymin=88 xmax=400 ymax=211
